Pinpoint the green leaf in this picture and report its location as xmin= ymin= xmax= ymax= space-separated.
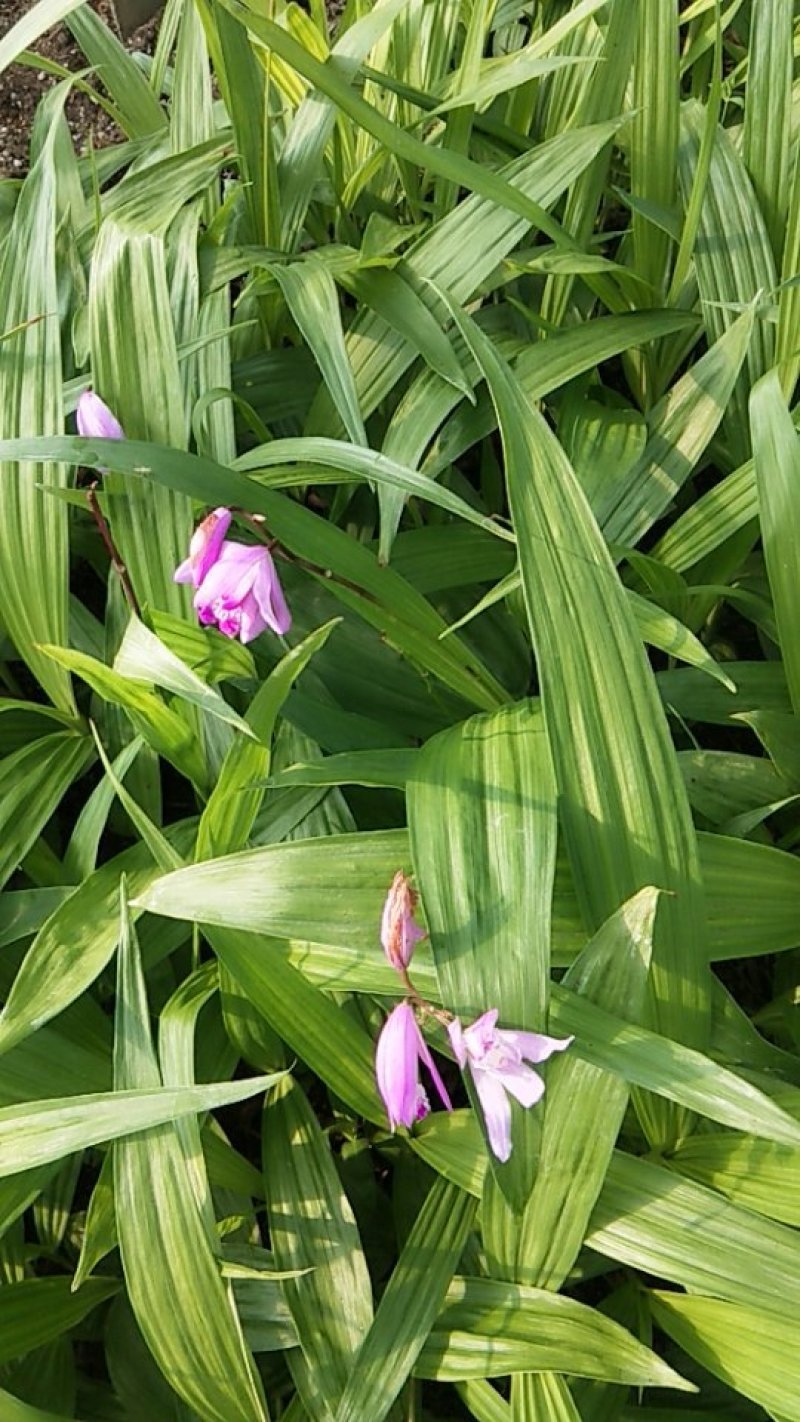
xmin=750 ymin=368 xmax=800 ymax=713
xmin=0 ymin=1384 xmax=85 ymax=1422
xmin=133 ymin=829 xmax=411 ymax=949
xmin=599 ymin=309 xmax=755 ymax=547
xmin=670 ymin=1131 xmax=800 ymax=1227
xmin=273 ymin=260 xmax=366 ymax=447
xmin=208 ymin=928 xmax=383 ymax=1123
xmin=0 ymin=88 xmax=73 ymax=711
xmin=415 ymin=1277 xmax=692 ymax=1390
xmin=197 ymin=620 xmax=341 ymax=860
xmin=115 ymin=616 xmax=256 ymax=737
xmin=65 ymin=2 xmax=167 ymax=137
xmin=335 ymin=1181 xmax=476 ymax=1422
xmin=589 ymin=1151 xmax=800 ymax=1318
xmin=269 ymin=748 xmax=416 ymax=790
xmin=650 ymin=1292 xmax=800 ymax=1420
xmin=0 ymin=1074 xmax=280 ymax=1179
xmin=263 ymin=1076 xmax=373 ymax=1419
xmin=42 ymin=644 xmax=206 ymax=788
xmin=629 ymin=0 xmax=678 ymax=298
xmin=510 ymin=889 xmax=657 ymax=1290
xmin=0 ymin=733 xmax=93 ymax=893
xmin=678 ymin=100 xmax=776 ymax=458
xmin=0 ymin=1276 xmax=118 ymax=1367
xmin=741 ymin=0 xmax=792 ymax=259
xmin=0 ymin=0 xmax=86 ymax=75
xmin=0 ymin=825 xmax=195 ymax=1060
xmin=114 ymin=889 xmax=271 ymax=1422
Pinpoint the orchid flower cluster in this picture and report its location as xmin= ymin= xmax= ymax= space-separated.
xmin=76 ymin=391 xmax=291 ymax=645
xmin=376 ymin=872 xmax=573 ymax=1162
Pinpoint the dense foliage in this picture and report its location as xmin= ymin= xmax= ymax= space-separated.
xmin=0 ymin=0 xmax=799 ymax=1417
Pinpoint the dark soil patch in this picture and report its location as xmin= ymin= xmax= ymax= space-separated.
xmin=0 ymin=0 xmax=160 ymax=178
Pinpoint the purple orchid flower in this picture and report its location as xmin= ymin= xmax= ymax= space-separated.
xmin=376 ymin=1001 xmax=452 ymax=1131
xmin=381 ymin=871 xmax=426 ymax=974
xmin=448 ymin=1009 xmax=573 ymax=1162
xmin=174 ymin=509 xmax=291 ymax=644
xmin=76 ymin=390 xmax=125 ymax=442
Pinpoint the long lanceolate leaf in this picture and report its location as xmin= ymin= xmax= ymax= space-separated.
xmin=678 ymin=100 xmax=776 ymax=461
xmin=0 ymin=88 xmax=73 ymax=712
xmin=114 ymin=889 xmax=272 ymax=1422
xmin=263 ymin=1076 xmax=373 ymax=1420
xmin=335 ymin=1179 xmax=476 ymax=1422
xmin=449 ymin=301 xmax=709 ymax=1150
xmin=749 ymin=370 xmax=800 ymax=714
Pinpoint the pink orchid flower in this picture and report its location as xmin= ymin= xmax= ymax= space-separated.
xmin=381 ymin=871 xmax=426 ymax=973
xmin=174 ymin=509 xmax=291 ymax=644
xmin=376 ymin=1001 xmax=452 ymax=1131
xmin=448 ymin=1009 xmax=573 ymax=1162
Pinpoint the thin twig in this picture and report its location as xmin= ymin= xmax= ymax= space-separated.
xmin=86 ymin=482 xmax=140 ymax=617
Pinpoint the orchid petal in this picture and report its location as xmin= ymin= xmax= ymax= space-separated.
xmin=447 ymin=1017 xmax=468 ymax=1068
xmin=488 ymin=1061 xmax=545 ymax=1109
xmin=471 ymin=1069 xmax=513 ymax=1162
xmin=416 ymin=1031 xmax=453 ymax=1113
xmin=187 ymin=507 xmax=232 ymax=585
xmin=238 ymin=591 xmax=268 ymax=645
xmin=173 ymin=557 xmax=194 ymax=585
xmin=501 ymin=1030 xmax=574 ymax=1065
xmin=251 ymin=548 xmax=292 ymax=635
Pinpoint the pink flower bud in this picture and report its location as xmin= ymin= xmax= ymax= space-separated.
xmin=381 ymin=871 xmax=426 ymax=973
xmin=376 ymin=1002 xmax=451 ymax=1130
xmin=76 ymin=390 xmax=125 ymax=442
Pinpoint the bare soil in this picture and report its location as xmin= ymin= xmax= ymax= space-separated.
xmin=0 ymin=0 xmax=160 ymax=178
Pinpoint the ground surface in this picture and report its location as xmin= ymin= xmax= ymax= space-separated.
xmin=0 ymin=0 xmax=160 ymax=177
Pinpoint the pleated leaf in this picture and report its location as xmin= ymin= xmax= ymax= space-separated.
xmin=0 ymin=733 xmax=92 ymax=893
xmin=113 ymin=890 xmax=271 ymax=1422
xmin=677 ymin=99 xmax=776 ymax=459
xmin=511 ymin=888 xmax=657 ymax=1290
xmin=750 ymin=368 xmax=800 ymax=714
xmin=650 ymin=1292 xmax=800 ymax=1421
xmin=416 ymin=1277 xmax=692 ymax=1390
xmin=134 ymin=829 xmax=412 ymax=949
xmin=335 ymin=1179 xmax=476 ymax=1422
xmin=0 ymin=1276 xmax=118 ymax=1368
xmin=0 ymin=88 xmax=73 ymax=712
xmin=263 ymin=1075 xmax=373 ymax=1420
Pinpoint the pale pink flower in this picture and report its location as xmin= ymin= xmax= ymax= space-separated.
xmin=381 ymin=871 xmax=426 ymax=973
xmin=376 ymin=1002 xmax=451 ymax=1130
xmin=448 ymin=1009 xmax=573 ymax=1162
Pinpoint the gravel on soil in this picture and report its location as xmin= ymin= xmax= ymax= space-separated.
xmin=0 ymin=0 xmax=161 ymax=179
